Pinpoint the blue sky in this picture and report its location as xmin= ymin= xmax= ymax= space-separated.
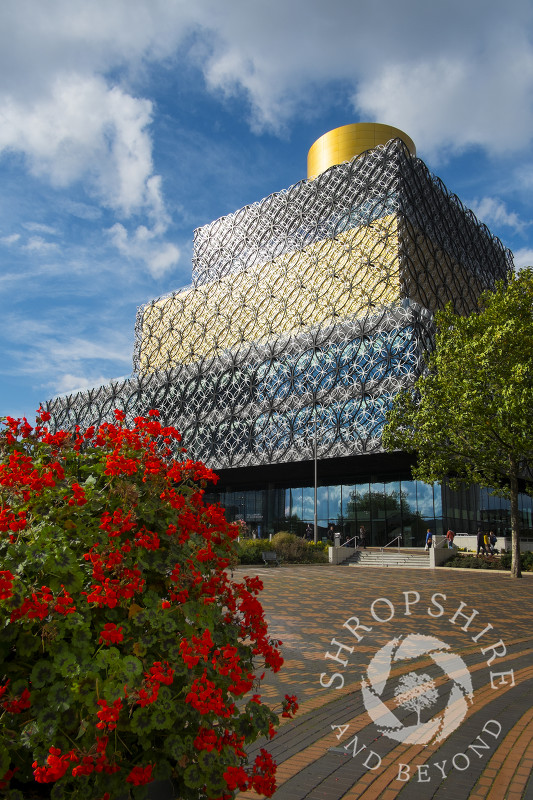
xmin=1 ymin=0 xmax=533 ymax=423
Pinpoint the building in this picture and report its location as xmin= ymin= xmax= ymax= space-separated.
xmin=45 ymin=123 xmax=533 ymax=545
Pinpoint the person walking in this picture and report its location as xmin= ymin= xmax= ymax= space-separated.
xmin=489 ymin=530 xmax=498 ymax=555
xmin=359 ymin=525 xmax=367 ymax=549
xmin=425 ymin=529 xmax=433 ymax=550
xmin=476 ymin=528 xmax=487 ymax=556
xmin=446 ymin=529 xmax=455 ymax=549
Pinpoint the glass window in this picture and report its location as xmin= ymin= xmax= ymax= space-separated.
xmin=353 ymin=482 xmax=371 ymax=524
xmin=415 ymin=481 xmax=435 ymax=518
xmin=329 ymin=485 xmax=342 ymax=522
xmin=400 ymin=481 xmax=417 ymax=516
xmin=370 ymin=482 xmax=386 ymax=520
xmin=302 ymin=487 xmax=314 ymax=521
xmin=341 ymin=485 xmax=355 ymax=520
xmin=317 ymin=486 xmax=329 ymax=521
xmin=433 ymin=484 xmax=443 ymax=519
xmin=284 ymin=488 xmax=291 ymax=518
xmin=384 ymin=481 xmax=402 ymax=518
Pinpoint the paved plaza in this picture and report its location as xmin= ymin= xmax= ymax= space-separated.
xmin=233 ymin=564 xmax=533 ymax=800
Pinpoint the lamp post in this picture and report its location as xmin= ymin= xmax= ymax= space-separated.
xmin=314 ymin=402 xmax=318 ymax=544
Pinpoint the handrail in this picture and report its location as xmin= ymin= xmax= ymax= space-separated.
xmin=343 ymin=536 xmax=357 ymax=547
xmin=381 ymin=535 xmax=402 ymax=553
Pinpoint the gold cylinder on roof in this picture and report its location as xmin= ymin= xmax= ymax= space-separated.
xmin=307 ymin=122 xmax=416 ymax=179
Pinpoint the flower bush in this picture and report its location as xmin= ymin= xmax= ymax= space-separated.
xmin=0 ymin=409 xmax=295 ymax=799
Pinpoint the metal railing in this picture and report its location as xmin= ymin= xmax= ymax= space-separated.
xmin=343 ymin=536 xmax=358 ymax=548
xmin=381 ymin=535 xmax=402 ymax=553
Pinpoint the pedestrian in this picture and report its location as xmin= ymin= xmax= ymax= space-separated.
xmin=446 ymin=529 xmax=455 ymax=549
xmin=483 ymin=531 xmax=491 ymax=554
xmin=425 ymin=529 xmax=433 ymax=550
xmin=476 ymin=528 xmax=487 ymax=556
xmin=489 ymin=530 xmax=498 ymax=555
xmin=359 ymin=525 xmax=367 ymax=549
xmin=305 ymin=524 xmax=313 ymax=541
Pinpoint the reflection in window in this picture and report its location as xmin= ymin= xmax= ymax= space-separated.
xmin=415 ymin=481 xmax=435 ymax=517
xmin=302 ymin=487 xmax=314 ymax=521
xmin=341 ymin=485 xmax=355 ymax=520
xmin=317 ymin=486 xmax=329 ymax=520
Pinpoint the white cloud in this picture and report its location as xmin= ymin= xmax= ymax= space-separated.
xmin=1 ymin=233 xmax=20 ymax=245
xmin=22 ymin=236 xmax=58 ymax=253
xmin=50 ymin=372 xmax=126 ymax=397
xmin=1 ymin=0 xmax=533 ymax=274
xmin=61 ymin=199 xmax=102 ymax=220
xmin=469 ymin=197 xmax=527 ymax=234
xmin=512 ymin=248 xmax=533 ymax=270
xmin=188 ymin=0 xmax=533 ymax=157
xmin=22 ymin=222 xmax=59 ymax=235
xmin=1 ymin=1 xmax=532 ymax=176
xmin=0 ymin=74 xmax=154 ymax=216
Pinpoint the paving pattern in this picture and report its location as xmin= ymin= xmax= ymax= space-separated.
xmin=232 ymin=564 xmax=533 ymax=800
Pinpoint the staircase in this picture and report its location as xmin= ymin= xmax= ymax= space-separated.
xmin=344 ymin=547 xmax=430 ymax=568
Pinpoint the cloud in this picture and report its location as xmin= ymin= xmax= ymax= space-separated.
xmin=50 ymin=372 xmax=126 ymax=397
xmin=1 ymin=233 xmax=20 ymax=245
xmin=188 ymin=0 xmax=533 ymax=157
xmin=22 ymin=222 xmax=59 ymax=235
xmin=512 ymin=248 xmax=533 ymax=270
xmin=22 ymin=236 xmax=58 ymax=253
xmin=2 ymin=1 xmax=532 ymax=175
xmin=0 ymin=74 xmax=155 ymax=216
xmin=1 ymin=0 xmax=533 ymax=278
xmin=61 ymin=199 xmax=102 ymax=220
xmin=469 ymin=197 xmax=528 ymax=234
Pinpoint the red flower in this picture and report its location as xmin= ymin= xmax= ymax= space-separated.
xmin=0 ymin=767 xmax=18 ymax=790
xmin=223 ymin=765 xmax=249 ymax=792
xmin=126 ymin=764 xmax=153 ymax=786
xmin=99 ymin=623 xmax=124 ymax=645
xmin=36 ymin=407 xmax=51 ymax=423
xmin=33 ymin=747 xmax=77 ymax=783
xmin=282 ymin=694 xmax=299 ymax=718
xmin=0 ymin=570 xmax=14 ymax=600
xmin=96 ymin=698 xmax=122 ymax=730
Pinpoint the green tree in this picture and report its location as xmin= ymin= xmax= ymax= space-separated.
xmin=383 ymin=269 xmax=533 ymax=579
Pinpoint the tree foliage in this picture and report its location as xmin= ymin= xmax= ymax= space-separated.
xmin=383 ymin=269 xmax=533 ymax=578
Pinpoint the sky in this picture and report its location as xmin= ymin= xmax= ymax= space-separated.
xmin=1 ymin=0 xmax=533 ymax=423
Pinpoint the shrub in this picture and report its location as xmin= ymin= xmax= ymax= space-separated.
xmin=444 ymin=551 xmax=533 ymax=572
xmin=236 ymin=540 xmax=273 ymax=565
xmin=269 ymin=533 xmax=327 ymax=564
xmin=0 ymin=410 xmax=296 ymax=800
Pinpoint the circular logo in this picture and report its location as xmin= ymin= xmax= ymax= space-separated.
xmin=361 ymin=633 xmax=474 ymax=745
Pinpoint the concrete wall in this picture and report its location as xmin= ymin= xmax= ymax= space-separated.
xmin=329 ymin=546 xmax=357 ymax=564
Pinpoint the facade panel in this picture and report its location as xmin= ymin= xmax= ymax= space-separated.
xmin=43 ymin=128 xmax=516 ymax=542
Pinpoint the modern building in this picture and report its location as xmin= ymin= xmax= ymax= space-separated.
xmin=45 ymin=123 xmax=533 ymax=545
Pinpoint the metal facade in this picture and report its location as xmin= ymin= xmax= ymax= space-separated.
xmin=44 ymin=139 xmax=512 ymax=471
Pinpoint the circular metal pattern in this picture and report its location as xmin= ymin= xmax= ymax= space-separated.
xmin=44 ymin=139 xmax=512 ymax=469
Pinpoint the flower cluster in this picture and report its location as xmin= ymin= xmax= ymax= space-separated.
xmin=0 ymin=409 xmax=290 ymax=799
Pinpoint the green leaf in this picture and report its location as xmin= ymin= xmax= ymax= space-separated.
xmin=121 ymin=655 xmax=143 ymax=679
xmin=30 ymin=659 xmax=55 ymax=688
xmin=184 ymin=763 xmax=205 ymax=789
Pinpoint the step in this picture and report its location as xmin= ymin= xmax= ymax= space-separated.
xmin=344 ymin=549 xmax=430 ymax=568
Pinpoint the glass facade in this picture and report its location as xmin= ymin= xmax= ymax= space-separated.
xmin=206 ymin=479 xmax=533 ymax=547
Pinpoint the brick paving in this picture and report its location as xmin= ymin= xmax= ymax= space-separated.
xmin=232 ymin=564 xmax=533 ymax=800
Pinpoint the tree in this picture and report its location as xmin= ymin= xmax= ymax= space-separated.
xmin=0 ymin=409 xmax=295 ymax=799
xmin=383 ymin=269 xmax=533 ymax=579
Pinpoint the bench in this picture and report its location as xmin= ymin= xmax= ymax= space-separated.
xmin=262 ymin=551 xmax=281 ymax=567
